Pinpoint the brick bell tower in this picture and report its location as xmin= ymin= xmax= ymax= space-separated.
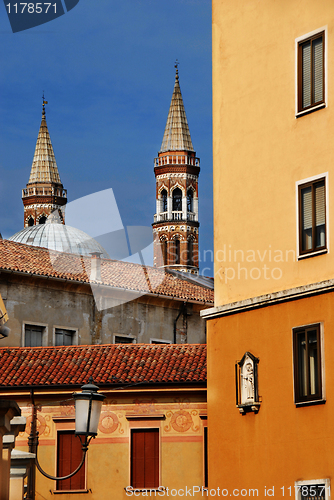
xmin=153 ymin=65 xmax=200 ymax=274
xmin=22 ymin=99 xmax=67 ymax=227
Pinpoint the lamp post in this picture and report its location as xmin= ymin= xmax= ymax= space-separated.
xmin=28 ymin=377 xmax=105 ymax=486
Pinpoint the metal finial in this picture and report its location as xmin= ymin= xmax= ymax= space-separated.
xmin=42 ymin=92 xmax=48 ymax=116
xmin=175 ymin=59 xmax=179 ymax=77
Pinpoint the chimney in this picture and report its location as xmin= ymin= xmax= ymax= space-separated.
xmin=90 ymin=252 xmax=102 ymax=282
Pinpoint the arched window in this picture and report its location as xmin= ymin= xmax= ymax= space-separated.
xmin=27 ymin=218 xmax=34 ymax=227
xmin=187 ymin=189 xmax=193 ymax=212
xmin=172 ymin=188 xmax=182 ymax=212
xmin=174 ymin=238 xmax=180 ymax=265
xmin=188 ymin=238 xmax=193 ymax=266
xmin=161 ymin=189 xmax=167 ymax=213
xmin=163 ymin=239 xmax=168 ymax=265
xmin=39 ymin=216 xmax=47 ymax=225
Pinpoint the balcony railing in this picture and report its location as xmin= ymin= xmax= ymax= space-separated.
xmin=153 ymin=212 xmax=196 ymax=223
xmin=154 ymin=155 xmax=200 ymax=168
xmin=22 ymin=187 xmax=67 ymax=198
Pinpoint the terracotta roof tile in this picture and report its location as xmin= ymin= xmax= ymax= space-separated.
xmin=0 ymin=239 xmax=213 ymax=304
xmin=0 ymin=344 xmax=206 ymax=388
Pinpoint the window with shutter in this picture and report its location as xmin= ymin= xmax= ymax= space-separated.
xmin=299 ymin=178 xmax=326 ymax=256
xmin=25 ymin=324 xmax=45 ymax=347
xmin=57 ymin=431 xmax=86 ymax=491
xmin=298 ymin=32 xmax=325 ymax=113
xmin=131 ymin=429 xmax=159 ymax=489
xmin=293 ymin=324 xmax=323 ymax=404
xmin=55 ymin=328 xmax=75 ymax=346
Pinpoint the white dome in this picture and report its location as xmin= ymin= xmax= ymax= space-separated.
xmin=9 ymin=222 xmax=109 ymax=258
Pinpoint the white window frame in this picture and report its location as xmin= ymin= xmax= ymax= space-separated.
xmin=294 ymin=479 xmax=331 ymax=500
xmin=113 ymin=334 xmax=136 ymax=344
xmin=291 ymin=321 xmax=326 ymax=406
xmin=295 ymin=172 xmax=329 ymax=259
xmin=295 ymin=26 xmax=328 ymax=117
xmin=22 ymin=321 xmax=48 ymax=347
xmin=53 ymin=326 xmax=78 ymax=346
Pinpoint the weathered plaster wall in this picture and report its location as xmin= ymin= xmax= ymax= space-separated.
xmin=0 ymin=273 xmax=207 ymax=346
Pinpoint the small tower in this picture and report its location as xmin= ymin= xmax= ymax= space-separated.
xmin=153 ymin=66 xmax=200 ymax=274
xmin=22 ymin=99 xmax=67 ymax=227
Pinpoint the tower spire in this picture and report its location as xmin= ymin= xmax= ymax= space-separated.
xmin=153 ymin=67 xmax=200 ymax=275
xmin=22 ymin=101 xmax=67 ymax=227
xmin=159 ymin=64 xmax=194 ymax=153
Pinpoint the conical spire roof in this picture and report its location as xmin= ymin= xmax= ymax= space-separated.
xmin=159 ymin=68 xmax=194 ymax=153
xmin=28 ymin=104 xmax=62 ymax=184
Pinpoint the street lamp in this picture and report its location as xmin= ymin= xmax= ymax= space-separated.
xmin=29 ymin=377 xmax=105 ymax=483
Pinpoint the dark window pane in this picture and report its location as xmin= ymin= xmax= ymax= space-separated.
xmin=25 ymin=325 xmax=43 ymax=347
xmin=172 ymin=188 xmax=182 ymax=211
xmin=114 ymin=336 xmax=134 ymax=344
xmin=301 ymin=186 xmax=312 ymax=251
xmin=161 ymin=190 xmax=167 ymax=212
xmin=55 ymin=329 xmax=75 ymax=346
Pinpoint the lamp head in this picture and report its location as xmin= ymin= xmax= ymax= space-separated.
xmin=73 ymin=377 xmax=105 ymax=437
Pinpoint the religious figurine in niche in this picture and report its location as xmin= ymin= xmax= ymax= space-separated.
xmin=243 ymin=362 xmax=254 ymax=401
xmin=238 ymin=352 xmax=259 ymax=407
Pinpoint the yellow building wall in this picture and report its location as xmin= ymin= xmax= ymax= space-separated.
xmin=213 ymin=0 xmax=334 ymax=305
xmin=207 ymin=291 xmax=334 ymax=495
xmin=15 ymin=393 xmax=207 ymax=499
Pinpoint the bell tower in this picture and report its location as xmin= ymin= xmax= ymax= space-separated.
xmin=153 ymin=65 xmax=200 ymax=274
xmin=22 ymin=99 xmax=67 ymax=227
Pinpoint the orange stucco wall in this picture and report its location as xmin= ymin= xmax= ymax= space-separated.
xmin=212 ymin=0 xmax=334 ymax=306
xmin=207 ymin=291 xmax=334 ymax=496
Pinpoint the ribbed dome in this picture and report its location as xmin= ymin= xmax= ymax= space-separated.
xmin=9 ymin=222 xmax=109 ymax=258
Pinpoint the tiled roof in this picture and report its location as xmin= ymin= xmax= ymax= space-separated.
xmin=28 ymin=107 xmax=62 ymax=185
xmin=0 ymin=239 xmax=213 ymax=303
xmin=160 ymin=69 xmax=194 ymax=153
xmin=0 ymin=344 xmax=207 ymax=387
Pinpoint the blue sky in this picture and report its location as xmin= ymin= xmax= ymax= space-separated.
xmin=0 ymin=0 xmax=213 ymax=275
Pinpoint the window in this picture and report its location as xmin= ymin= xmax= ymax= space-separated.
xmin=295 ymin=479 xmax=330 ymax=500
xmin=38 ymin=215 xmax=47 ymax=224
xmin=57 ymin=431 xmax=85 ymax=491
xmin=174 ymin=238 xmax=180 ymax=265
xmin=298 ymin=178 xmax=326 ymax=255
xmin=114 ymin=335 xmax=136 ymax=344
xmin=187 ymin=189 xmax=193 ymax=212
xmin=188 ymin=238 xmax=193 ymax=266
xmin=298 ymin=31 xmax=325 ymax=113
xmin=293 ymin=324 xmax=323 ymax=404
xmin=172 ymin=188 xmax=182 ymax=212
xmin=161 ymin=190 xmax=167 ymax=213
xmin=25 ymin=324 xmax=45 ymax=347
xmin=150 ymin=338 xmax=172 ymax=344
xmin=160 ymin=238 xmax=168 ymax=266
xmin=55 ymin=328 xmax=75 ymax=346
xmin=131 ymin=429 xmax=159 ymax=489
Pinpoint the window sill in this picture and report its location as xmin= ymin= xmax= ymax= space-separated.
xmin=298 ymin=249 xmax=327 ymax=260
xmin=53 ymin=490 xmax=89 ymax=495
xmin=295 ymin=399 xmax=326 ymax=408
xmin=296 ymin=103 xmax=326 ymax=118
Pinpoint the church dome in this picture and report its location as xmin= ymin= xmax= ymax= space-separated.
xmin=9 ymin=218 xmax=109 ymax=258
